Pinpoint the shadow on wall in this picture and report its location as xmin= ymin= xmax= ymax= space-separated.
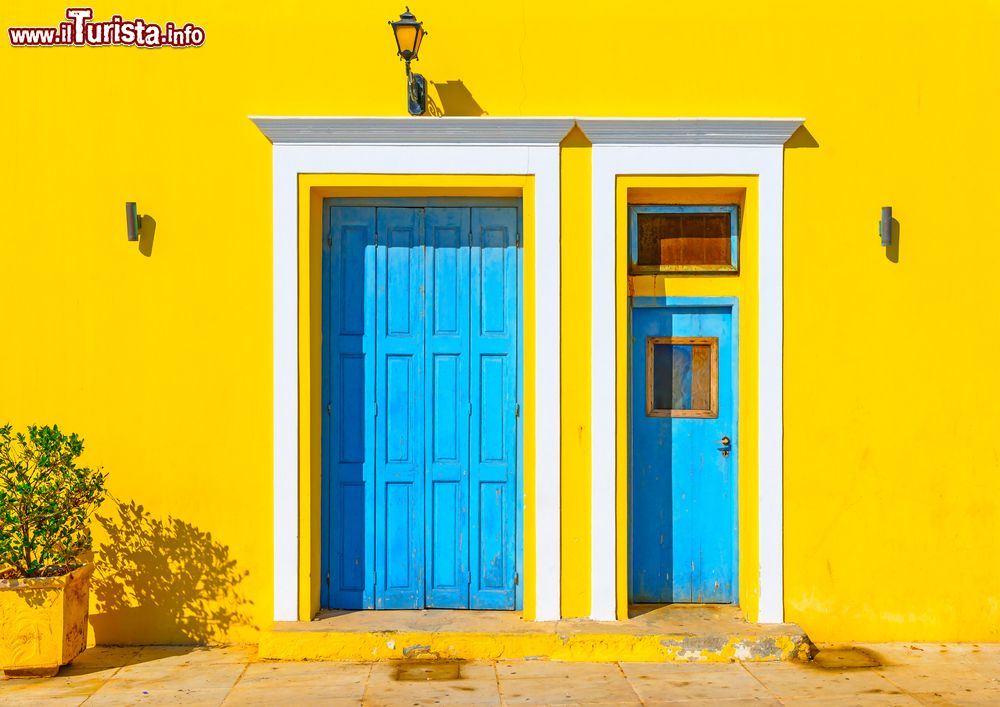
xmin=786 ymin=124 xmax=819 ymax=149
xmin=886 ymin=217 xmax=901 ymax=263
xmin=90 ymin=498 xmax=255 ymax=645
xmin=427 ymin=79 xmax=488 ymax=116
xmin=138 ymin=215 xmax=156 ymax=257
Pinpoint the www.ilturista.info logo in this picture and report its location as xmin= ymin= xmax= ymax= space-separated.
xmin=8 ymin=7 xmax=205 ymax=47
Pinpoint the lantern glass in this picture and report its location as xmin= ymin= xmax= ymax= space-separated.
xmin=394 ymin=24 xmax=418 ymax=57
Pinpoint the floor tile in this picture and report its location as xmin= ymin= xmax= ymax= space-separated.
xmin=907 ymin=691 xmax=1000 ymax=706
xmin=497 ymin=661 xmax=626 ymax=681
xmin=230 ymin=661 xmax=369 ymax=699
xmin=64 ymin=647 xmax=144 ymax=673
xmin=878 ymin=664 xmax=999 ymax=696
xmin=745 ymin=662 xmax=908 ymax=700
xmin=364 ymin=661 xmax=500 ymax=706
xmin=0 ymin=668 xmax=116 ymax=705
xmin=90 ymin=661 xmax=245 ymax=697
xmin=498 ymin=662 xmax=640 ymax=705
xmin=621 ymin=662 xmax=773 ymax=703
xmin=85 ymin=686 xmax=231 ymax=706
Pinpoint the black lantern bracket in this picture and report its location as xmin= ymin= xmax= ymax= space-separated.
xmin=389 ymin=7 xmax=428 ymax=116
xmin=406 ymin=64 xmax=427 ymax=117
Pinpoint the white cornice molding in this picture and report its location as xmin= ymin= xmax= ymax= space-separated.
xmin=575 ymin=118 xmax=804 ymax=145
xmin=250 ymin=117 xmax=806 ymax=147
xmin=250 ymin=117 xmax=577 ymax=145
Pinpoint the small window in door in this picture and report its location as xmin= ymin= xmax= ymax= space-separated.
xmin=629 ymin=205 xmax=739 ymax=273
xmin=646 ymin=337 xmax=718 ymax=418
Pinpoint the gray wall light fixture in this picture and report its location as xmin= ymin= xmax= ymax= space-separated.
xmin=126 ymin=202 xmax=140 ymax=242
xmin=389 ymin=7 xmax=428 ymax=116
xmin=880 ymin=206 xmax=892 ymax=247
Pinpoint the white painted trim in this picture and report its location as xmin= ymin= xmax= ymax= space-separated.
xmin=576 ymin=118 xmax=802 ymax=145
xmin=251 ymin=117 xmax=576 ymax=145
xmin=589 ymin=145 xmax=786 ymax=623
xmin=272 ymin=145 xmax=299 ymax=623
xmin=264 ymin=138 xmax=565 ymax=622
xmin=251 ymin=116 xmax=801 ymax=147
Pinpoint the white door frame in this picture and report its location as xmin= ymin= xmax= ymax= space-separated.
xmin=252 ymin=117 xmax=573 ymax=622
xmin=578 ymin=118 xmax=802 ymax=622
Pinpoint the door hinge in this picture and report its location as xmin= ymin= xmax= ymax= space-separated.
xmin=468 ymin=230 xmax=473 ymax=246
xmin=514 ymin=572 xmax=519 ymax=586
xmin=374 ymin=231 xmax=379 ymax=246
xmin=469 ymin=403 xmax=473 ymax=417
xmin=325 ymin=572 xmax=330 ymax=586
xmin=326 ymin=402 xmax=331 ymax=416
xmin=326 ymin=233 xmax=332 ymax=247
xmin=515 ymin=403 xmax=520 ymax=418
xmin=374 ymin=401 xmax=378 ymax=417
xmin=515 ymin=233 xmax=521 ymax=247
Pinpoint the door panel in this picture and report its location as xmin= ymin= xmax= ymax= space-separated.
xmin=325 ymin=207 xmax=377 ymax=610
xmin=324 ymin=203 xmax=519 ymax=611
xmin=424 ymin=208 xmax=471 ymax=608
xmin=375 ymin=208 xmax=425 ymax=609
xmin=630 ymin=305 xmax=735 ymax=604
xmin=469 ymin=207 xmax=518 ymax=609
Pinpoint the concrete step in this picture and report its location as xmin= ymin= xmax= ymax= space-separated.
xmin=259 ymin=605 xmax=815 ymax=663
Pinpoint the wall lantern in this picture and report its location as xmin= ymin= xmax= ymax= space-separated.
xmin=880 ymin=206 xmax=892 ymax=246
xmin=125 ymin=202 xmax=140 ymax=242
xmin=389 ymin=7 xmax=428 ymax=116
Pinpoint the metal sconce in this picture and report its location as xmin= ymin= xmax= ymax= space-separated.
xmin=880 ymin=206 xmax=892 ymax=247
xmin=389 ymin=7 xmax=428 ymax=116
xmin=126 ymin=202 xmax=140 ymax=242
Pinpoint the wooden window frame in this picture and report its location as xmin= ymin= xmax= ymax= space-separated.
xmin=645 ymin=336 xmax=719 ymax=418
xmin=628 ymin=204 xmax=740 ymax=274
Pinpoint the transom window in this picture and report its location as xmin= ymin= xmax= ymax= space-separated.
xmin=629 ymin=205 xmax=739 ymax=273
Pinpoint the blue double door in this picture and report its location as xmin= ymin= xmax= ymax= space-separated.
xmin=630 ymin=304 xmax=737 ymax=604
xmin=324 ymin=203 xmax=520 ymax=611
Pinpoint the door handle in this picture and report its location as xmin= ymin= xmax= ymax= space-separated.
xmin=719 ymin=436 xmax=731 ymax=457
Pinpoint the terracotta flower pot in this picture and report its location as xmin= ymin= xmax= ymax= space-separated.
xmin=0 ymin=564 xmax=94 ymax=678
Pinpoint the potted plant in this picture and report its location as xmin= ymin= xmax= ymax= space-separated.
xmin=0 ymin=425 xmax=106 ymax=678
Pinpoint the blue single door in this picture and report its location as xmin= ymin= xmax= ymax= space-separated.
xmin=630 ymin=304 xmax=736 ymax=603
xmin=324 ymin=204 xmax=519 ymax=611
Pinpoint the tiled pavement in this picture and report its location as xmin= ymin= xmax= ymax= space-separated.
xmin=2 ymin=643 xmax=999 ymax=705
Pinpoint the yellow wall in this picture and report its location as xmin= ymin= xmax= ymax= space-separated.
xmin=3 ymin=0 xmax=1000 ymax=642
xmin=559 ymin=127 xmax=592 ymax=618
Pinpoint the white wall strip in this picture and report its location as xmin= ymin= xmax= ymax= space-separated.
xmin=265 ymin=138 xmax=567 ymax=622
xmin=587 ymin=141 xmax=797 ymax=623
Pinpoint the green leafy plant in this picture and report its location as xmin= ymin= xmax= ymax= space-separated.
xmin=0 ymin=425 xmax=107 ymax=579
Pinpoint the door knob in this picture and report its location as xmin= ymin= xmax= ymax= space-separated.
xmin=719 ymin=436 xmax=730 ymax=446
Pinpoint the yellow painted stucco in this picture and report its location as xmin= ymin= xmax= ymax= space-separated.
xmin=3 ymin=0 xmax=1000 ymax=644
xmin=559 ymin=126 xmax=592 ymax=618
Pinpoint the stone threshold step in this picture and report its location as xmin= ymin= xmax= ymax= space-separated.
xmin=259 ymin=605 xmax=815 ymax=663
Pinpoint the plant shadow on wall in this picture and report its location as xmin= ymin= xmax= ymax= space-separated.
xmin=427 ymin=79 xmax=487 ymax=116
xmin=90 ymin=497 xmax=255 ymax=644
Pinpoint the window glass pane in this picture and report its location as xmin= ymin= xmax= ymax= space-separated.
xmin=649 ymin=339 xmax=714 ymax=415
xmin=636 ymin=212 xmax=731 ymax=268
